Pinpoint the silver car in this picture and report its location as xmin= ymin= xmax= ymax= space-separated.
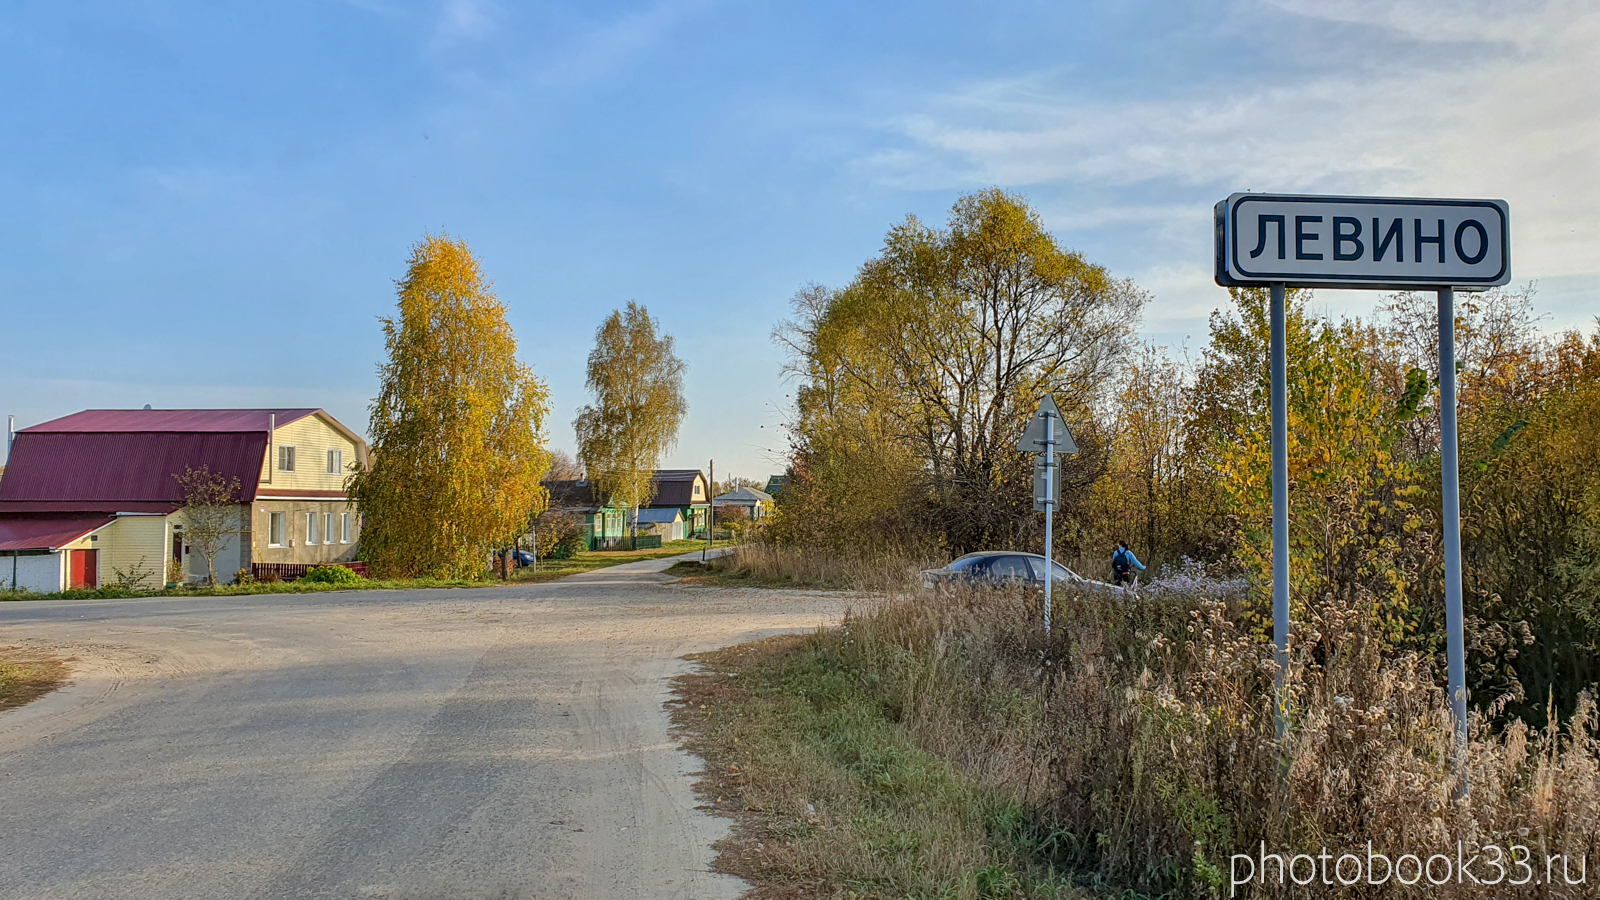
xmin=920 ymin=552 xmax=1123 ymax=595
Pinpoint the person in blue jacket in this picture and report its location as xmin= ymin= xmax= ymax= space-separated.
xmin=1111 ymin=540 xmax=1145 ymax=586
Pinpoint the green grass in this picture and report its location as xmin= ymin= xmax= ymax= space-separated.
xmin=672 ymin=635 xmax=1079 ymax=899
xmin=0 ymin=539 xmax=738 ymax=601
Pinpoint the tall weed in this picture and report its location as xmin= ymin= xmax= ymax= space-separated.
xmin=814 ymin=582 xmax=1600 ymax=897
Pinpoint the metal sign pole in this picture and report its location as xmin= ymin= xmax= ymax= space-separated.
xmin=1043 ymin=410 xmax=1055 ymax=638
xmin=1438 ymin=287 xmax=1469 ymax=789
xmin=1270 ymin=282 xmax=1290 ymax=739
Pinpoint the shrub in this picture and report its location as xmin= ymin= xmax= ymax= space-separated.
xmin=534 ymin=509 xmax=589 ymax=560
xmin=233 ymin=568 xmax=255 ymax=585
xmin=302 ymin=565 xmax=363 ymax=585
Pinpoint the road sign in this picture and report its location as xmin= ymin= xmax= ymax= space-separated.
xmin=1215 ymin=191 xmax=1504 ymax=777
xmin=1018 ymin=395 xmax=1079 ymax=455
xmin=1032 ymin=459 xmax=1060 ymax=511
xmin=1215 ymin=193 xmax=1509 ymax=290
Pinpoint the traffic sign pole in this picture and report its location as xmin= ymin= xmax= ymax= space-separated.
xmin=1439 ymin=287 xmax=1469 ymax=792
xmin=1043 ymin=411 xmax=1054 ymax=638
xmin=1271 ymin=281 xmax=1290 ymax=739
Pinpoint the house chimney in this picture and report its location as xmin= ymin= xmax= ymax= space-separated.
xmin=267 ymin=413 xmax=276 ymax=484
xmin=6 ymin=415 xmax=13 ymax=461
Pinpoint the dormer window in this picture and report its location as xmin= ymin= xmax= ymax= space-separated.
xmin=278 ymin=445 xmax=296 ymax=472
xmin=327 ymin=448 xmax=343 ymax=474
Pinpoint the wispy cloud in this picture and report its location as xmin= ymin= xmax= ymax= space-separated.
xmin=861 ymin=0 xmax=1600 ymax=279
xmin=433 ymin=0 xmax=497 ymax=47
xmin=531 ymin=0 xmax=714 ymax=88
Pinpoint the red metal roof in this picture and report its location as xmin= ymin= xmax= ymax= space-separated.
xmin=0 ymin=514 xmax=113 ymax=552
xmin=0 ymin=431 xmax=267 ymax=507
xmin=20 ymin=409 xmax=316 ymax=434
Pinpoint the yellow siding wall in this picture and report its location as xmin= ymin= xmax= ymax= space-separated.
xmin=257 ymin=413 xmax=363 ymax=492
xmin=59 ymin=515 xmax=168 ymax=588
xmin=99 ymin=516 xmax=167 ymax=586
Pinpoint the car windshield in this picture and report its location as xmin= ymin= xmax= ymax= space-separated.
xmin=946 ymin=555 xmax=988 ymax=572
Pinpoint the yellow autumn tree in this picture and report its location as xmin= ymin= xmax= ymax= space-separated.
xmin=573 ymin=302 xmax=687 ymax=538
xmin=350 ymin=234 xmax=552 ymax=578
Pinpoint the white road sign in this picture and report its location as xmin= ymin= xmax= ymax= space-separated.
xmin=1215 ymin=193 xmax=1509 ymax=290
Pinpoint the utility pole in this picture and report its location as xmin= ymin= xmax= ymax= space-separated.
xmin=704 ymin=459 xmax=714 ymax=562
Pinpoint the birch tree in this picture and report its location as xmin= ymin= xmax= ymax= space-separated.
xmin=350 ymin=233 xmax=552 ymax=578
xmin=574 ymin=302 xmax=687 ymax=538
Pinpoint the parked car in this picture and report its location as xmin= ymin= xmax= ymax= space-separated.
xmin=920 ymin=552 xmax=1123 ymax=596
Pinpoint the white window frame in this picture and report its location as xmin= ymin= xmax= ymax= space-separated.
xmin=268 ymin=512 xmax=286 ymax=547
xmin=326 ymin=448 xmax=342 ymax=475
xmin=340 ymin=512 xmax=352 ymax=544
xmin=278 ymin=445 xmax=296 ymax=472
xmin=323 ymin=512 xmax=335 ymax=545
xmin=306 ymin=511 xmax=319 ymax=545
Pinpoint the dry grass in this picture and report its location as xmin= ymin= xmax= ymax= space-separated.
xmin=695 ymin=541 xmax=938 ymax=591
xmin=676 ymin=583 xmax=1600 ymax=898
xmin=0 ymin=648 xmax=70 ymax=712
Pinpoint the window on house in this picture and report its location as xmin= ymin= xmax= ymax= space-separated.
xmin=306 ymin=511 xmax=319 ymax=545
xmin=268 ymin=512 xmax=286 ymax=547
xmin=340 ymin=513 xmax=352 ymax=543
xmin=326 ymin=448 xmax=342 ymax=475
xmin=323 ymin=513 xmax=335 ymax=544
xmin=278 ymin=445 xmax=296 ymax=472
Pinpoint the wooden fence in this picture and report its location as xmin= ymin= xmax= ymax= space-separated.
xmin=251 ymin=561 xmax=369 ymax=582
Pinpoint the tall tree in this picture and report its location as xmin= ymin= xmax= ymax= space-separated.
xmin=574 ymin=302 xmax=688 ymax=537
xmin=776 ymin=189 xmax=1143 ymax=552
xmin=350 ymin=234 xmax=552 ymax=579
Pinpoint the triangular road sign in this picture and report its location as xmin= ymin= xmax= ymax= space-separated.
xmin=1017 ymin=395 xmax=1079 ymax=455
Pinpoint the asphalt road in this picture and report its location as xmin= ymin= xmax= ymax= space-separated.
xmin=0 ymin=553 xmax=848 ymax=900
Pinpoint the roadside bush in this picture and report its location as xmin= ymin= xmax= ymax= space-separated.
xmin=534 ymin=509 xmax=589 ymax=560
xmin=302 ymin=565 xmax=363 ymax=585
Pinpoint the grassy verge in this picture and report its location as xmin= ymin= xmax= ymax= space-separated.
xmin=510 ymin=539 xmax=736 ymax=584
xmin=670 ymin=634 xmax=1076 ymax=900
xmin=661 ymin=558 xmax=840 ymax=590
xmin=663 ymin=542 xmax=933 ymax=591
xmin=0 ymin=649 xmax=69 ymax=712
xmin=0 ymin=540 xmax=738 ymax=601
xmin=676 ymin=582 xmax=1600 ymax=900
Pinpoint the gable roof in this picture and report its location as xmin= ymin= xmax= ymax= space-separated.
xmin=714 ymin=486 xmax=773 ymax=504
xmin=0 ymin=408 xmax=360 ymax=514
xmin=543 ymin=479 xmax=607 ymax=511
xmin=20 ymin=409 xmax=318 ymax=434
xmin=649 ymin=469 xmax=707 ymax=507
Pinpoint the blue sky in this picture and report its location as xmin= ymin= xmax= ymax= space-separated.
xmin=3 ymin=0 xmax=1596 ymax=479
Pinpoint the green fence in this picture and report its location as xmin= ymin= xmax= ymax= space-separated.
xmin=632 ymin=535 xmax=662 ymax=550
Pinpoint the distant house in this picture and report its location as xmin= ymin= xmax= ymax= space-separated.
xmin=543 ymin=468 xmax=711 ymax=549
xmin=0 ymin=408 xmax=367 ymax=591
xmin=713 ymin=486 xmax=774 ymax=521
xmin=763 ymin=475 xmax=789 ymax=497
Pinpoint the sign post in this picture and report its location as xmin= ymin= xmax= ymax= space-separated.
xmin=1020 ymin=395 xmax=1078 ymax=637
xmin=1217 ymin=192 xmax=1509 ymax=777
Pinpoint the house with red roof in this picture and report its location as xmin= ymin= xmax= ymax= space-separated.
xmin=1 ymin=408 xmax=368 ymax=592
